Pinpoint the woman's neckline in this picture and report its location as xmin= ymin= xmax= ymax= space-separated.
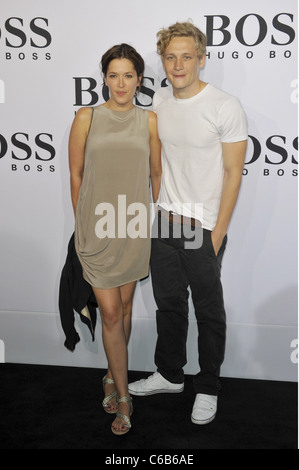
xmin=99 ymin=104 xmax=136 ymax=120
xmin=101 ymin=103 xmax=136 ymax=113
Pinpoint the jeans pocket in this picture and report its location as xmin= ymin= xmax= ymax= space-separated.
xmin=203 ymin=229 xmax=216 ymax=257
xmin=206 ymin=230 xmax=227 ymax=258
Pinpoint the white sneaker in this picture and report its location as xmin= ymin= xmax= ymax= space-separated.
xmin=128 ymin=372 xmax=184 ymax=396
xmin=191 ymin=393 xmax=218 ymax=425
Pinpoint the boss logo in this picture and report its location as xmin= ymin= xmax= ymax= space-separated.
xmin=72 ymin=76 xmax=168 ymax=107
xmin=0 ymin=132 xmax=56 ymax=172
xmin=0 ymin=17 xmax=52 ymax=61
xmin=243 ymin=135 xmax=298 ymax=177
xmin=0 ymin=17 xmax=52 ymax=47
xmin=205 ymin=13 xmax=295 ymax=47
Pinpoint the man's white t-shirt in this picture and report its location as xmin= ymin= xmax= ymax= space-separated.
xmin=153 ymin=84 xmax=248 ymax=230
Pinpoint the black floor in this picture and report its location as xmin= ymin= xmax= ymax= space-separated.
xmin=0 ymin=363 xmax=297 ymax=451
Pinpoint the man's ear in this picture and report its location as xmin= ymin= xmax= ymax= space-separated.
xmin=199 ymin=53 xmax=206 ymax=69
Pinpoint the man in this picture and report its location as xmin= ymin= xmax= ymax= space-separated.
xmin=129 ymin=21 xmax=248 ymax=425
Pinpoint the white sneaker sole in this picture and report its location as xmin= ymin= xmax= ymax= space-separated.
xmin=129 ymin=386 xmax=184 ymax=396
xmin=191 ymin=413 xmax=216 ymax=425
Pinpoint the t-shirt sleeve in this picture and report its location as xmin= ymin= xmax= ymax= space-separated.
xmin=218 ymin=97 xmax=248 ymax=143
xmin=153 ymin=86 xmax=172 ymax=113
xmin=152 ymin=91 xmax=159 ymax=112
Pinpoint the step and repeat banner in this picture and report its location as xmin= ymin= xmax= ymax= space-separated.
xmin=0 ymin=0 xmax=297 ymax=381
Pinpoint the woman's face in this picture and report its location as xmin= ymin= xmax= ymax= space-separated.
xmin=104 ymin=58 xmax=142 ymax=110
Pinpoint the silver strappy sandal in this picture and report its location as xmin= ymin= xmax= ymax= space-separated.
xmin=102 ymin=375 xmax=118 ymax=415
xmin=111 ymin=396 xmax=133 ymax=435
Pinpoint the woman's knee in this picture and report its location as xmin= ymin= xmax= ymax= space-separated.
xmin=122 ymin=298 xmax=133 ymax=318
xmin=120 ymin=282 xmax=135 ymax=318
xmin=100 ymin=305 xmax=123 ymax=329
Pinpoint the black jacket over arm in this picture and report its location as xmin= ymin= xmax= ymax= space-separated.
xmin=59 ymin=232 xmax=97 ymax=351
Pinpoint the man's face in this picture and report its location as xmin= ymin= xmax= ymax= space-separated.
xmin=163 ymin=36 xmax=205 ymax=98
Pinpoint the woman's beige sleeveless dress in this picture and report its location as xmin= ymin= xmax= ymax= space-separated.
xmin=75 ymin=105 xmax=151 ymax=289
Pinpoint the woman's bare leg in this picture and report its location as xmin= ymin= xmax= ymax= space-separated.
xmin=93 ymin=281 xmax=136 ymax=432
xmin=120 ymin=281 xmax=136 ymax=344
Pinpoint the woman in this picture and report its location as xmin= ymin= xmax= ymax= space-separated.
xmin=68 ymin=43 xmax=161 ymax=435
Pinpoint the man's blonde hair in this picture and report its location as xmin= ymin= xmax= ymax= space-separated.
xmin=156 ymin=21 xmax=207 ymax=59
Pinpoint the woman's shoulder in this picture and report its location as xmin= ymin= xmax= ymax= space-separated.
xmin=147 ymin=109 xmax=157 ymax=125
xmin=134 ymin=106 xmax=157 ymax=125
xmin=75 ymin=106 xmax=94 ymax=122
xmin=146 ymin=110 xmax=159 ymax=138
